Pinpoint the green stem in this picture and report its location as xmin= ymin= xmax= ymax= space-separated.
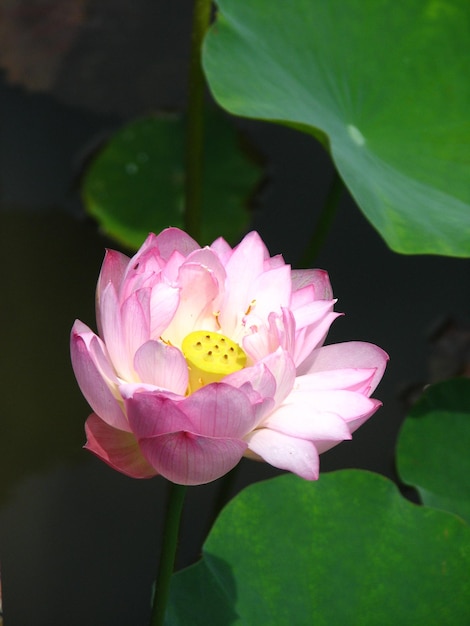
xmin=184 ymin=0 xmax=212 ymax=240
xmin=299 ymin=169 xmax=344 ymax=267
xmin=149 ymin=482 xmax=187 ymax=626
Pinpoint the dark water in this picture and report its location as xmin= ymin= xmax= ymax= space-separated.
xmin=1 ymin=14 xmax=469 ymax=625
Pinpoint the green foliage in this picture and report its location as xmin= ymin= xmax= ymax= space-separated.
xmin=82 ymin=112 xmax=261 ymax=249
xmin=203 ymin=0 xmax=470 ymax=256
xmin=168 ymin=470 xmax=470 ymax=625
xmin=397 ymin=378 xmax=470 ymax=523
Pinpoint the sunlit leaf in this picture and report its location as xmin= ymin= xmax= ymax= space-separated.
xmin=203 ymin=0 xmax=470 ymax=256
xmin=168 ymin=470 xmax=470 ymax=625
xmin=397 ymin=378 xmax=470 ymax=523
xmin=82 ymin=111 xmax=261 ymax=249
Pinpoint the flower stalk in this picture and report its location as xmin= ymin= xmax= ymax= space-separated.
xmin=184 ymin=0 xmax=212 ymax=241
xmin=149 ymin=482 xmax=187 ymax=626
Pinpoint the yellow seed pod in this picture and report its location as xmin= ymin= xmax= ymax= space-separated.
xmin=182 ymin=330 xmax=247 ymax=392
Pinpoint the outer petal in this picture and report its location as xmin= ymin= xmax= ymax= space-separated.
xmin=223 ymin=362 xmax=277 ymax=425
xmin=121 ymin=289 xmax=151 ymax=368
xmin=84 ymin=413 xmax=157 ymax=478
xmin=133 ymin=340 xmax=188 ymax=394
xmin=124 ymin=391 xmax=189 ymax=437
xmin=303 ymin=342 xmax=389 ymax=394
xmin=210 ymin=236 xmax=233 ymax=264
xmin=70 ymin=320 xmax=129 ymax=431
xmin=181 ymin=383 xmax=257 ymax=438
xmin=138 ymin=432 xmax=247 ymax=485
xmin=245 ymin=428 xmax=319 ymax=480
xmin=124 ymin=383 xmax=256 ymax=439
xmin=283 ymin=388 xmax=380 ymax=424
xmin=154 ymin=227 xmax=200 ymax=260
xmin=99 ymin=282 xmax=131 ymax=379
xmin=291 ymin=268 xmax=333 ymax=299
xmin=263 ymin=403 xmax=352 ymax=441
xmin=294 ymin=368 xmax=378 ymax=395
xmin=96 ymin=249 xmax=130 ymax=336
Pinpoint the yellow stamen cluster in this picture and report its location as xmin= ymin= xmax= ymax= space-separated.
xmin=182 ymin=330 xmax=247 ymax=392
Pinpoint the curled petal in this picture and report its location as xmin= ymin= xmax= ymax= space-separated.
xmin=291 ymin=268 xmax=333 ymax=299
xmin=246 ymin=428 xmax=319 ymax=480
xmin=261 ymin=349 xmax=296 ymax=406
xmin=138 ymin=432 xmax=247 ymax=485
xmin=133 ymin=340 xmax=188 ymax=394
xmin=70 ymin=321 xmax=129 ymax=431
xmin=85 ymin=413 xmax=157 ymax=478
xmin=304 ymin=342 xmax=389 ymax=394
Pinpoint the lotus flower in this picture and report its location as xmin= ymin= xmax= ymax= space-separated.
xmin=71 ymin=228 xmax=388 ymax=485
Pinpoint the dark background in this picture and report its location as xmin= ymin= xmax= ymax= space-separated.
xmin=1 ymin=1 xmax=469 ymax=624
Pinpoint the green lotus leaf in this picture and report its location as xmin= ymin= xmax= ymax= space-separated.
xmin=82 ymin=111 xmax=261 ymax=249
xmin=397 ymin=378 xmax=470 ymax=523
xmin=203 ymin=0 xmax=470 ymax=256
xmin=168 ymin=470 xmax=470 ymax=625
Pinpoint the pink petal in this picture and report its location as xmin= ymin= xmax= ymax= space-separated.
xmin=133 ymin=340 xmax=188 ymax=394
xmin=180 ymin=383 xmax=257 ymax=438
xmin=184 ymin=248 xmax=227 ymax=298
xmin=163 ymin=261 xmax=221 ymax=345
xmin=154 ymin=227 xmax=200 ymax=260
xmin=243 ymin=308 xmax=296 ymax=363
xmin=138 ymin=431 xmax=247 ymax=485
xmin=96 ymin=249 xmax=130 ymax=336
xmin=246 ymin=428 xmax=319 ymax=480
xmin=99 ymin=282 xmax=131 ymax=379
xmin=210 ymin=236 xmax=233 ymax=264
xmin=295 ymin=368 xmax=377 ymax=394
xmin=291 ymin=269 xmax=333 ymax=299
xmin=264 ymin=253 xmax=286 ymax=270
xmin=261 ymin=349 xmax=296 ymax=406
xmin=121 ymin=289 xmax=151 ymax=367
xmin=84 ymin=413 xmax=157 ymax=478
xmin=223 ymin=362 xmax=277 ymax=424
xmin=251 ymin=264 xmax=292 ymax=319
xmin=149 ymin=281 xmax=180 ymax=339
xmin=304 ymin=342 xmax=389 ymax=394
xmin=70 ymin=321 xmax=129 ymax=431
xmin=263 ymin=402 xmax=352 ymax=441
xmin=293 ymin=304 xmax=342 ymax=368
xmin=220 ymin=232 xmax=268 ymax=333
xmin=124 ymin=391 xmax=189 ymax=437
xmin=287 ymin=388 xmax=381 ymax=423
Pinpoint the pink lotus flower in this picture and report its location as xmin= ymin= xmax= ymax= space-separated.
xmin=71 ymin=228 xmax=388 ymax=485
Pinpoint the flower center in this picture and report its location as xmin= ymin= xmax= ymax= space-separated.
xmin=182 ymin=330 xmax=247 ymax=392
